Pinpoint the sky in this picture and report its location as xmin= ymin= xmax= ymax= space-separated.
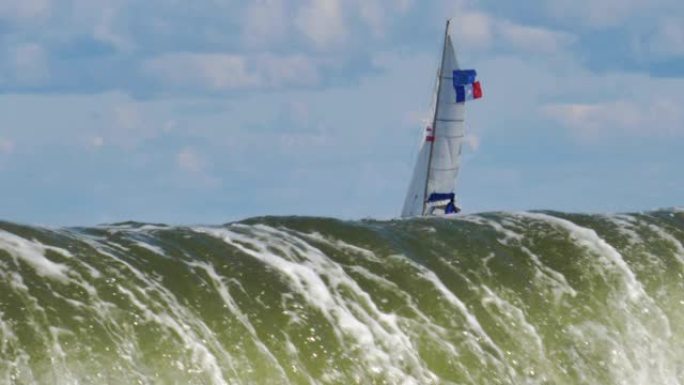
xmin=0 ymin=0 xmax=682 ymax=226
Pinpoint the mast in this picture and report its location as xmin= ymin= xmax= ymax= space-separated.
xmin=422 ymin=20 xmax=451 ymax=216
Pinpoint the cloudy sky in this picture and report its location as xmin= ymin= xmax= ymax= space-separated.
xmin=0 ymin=0 xmax=682 ymax=225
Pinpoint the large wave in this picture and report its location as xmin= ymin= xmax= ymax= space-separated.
xmin=1 ymin=209 xmax=683 ymax=384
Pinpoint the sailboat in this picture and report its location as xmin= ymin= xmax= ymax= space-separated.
xmin=401 ymin=19 xmax=482 ymax=218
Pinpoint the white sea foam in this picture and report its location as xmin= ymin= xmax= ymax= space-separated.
xmin=519 ymin=212 xmax=675 ymax=347
xmin=480 ymin=285 xmax=544 ymax=355
xmin=187 ymin=260 xmax=289 ymax=380
xmin=608 ymin=214 xmax=644 ymax=246
xmin=131 ymin=240 xmax=168 ymax=257
xmin=645 ymin=223 xmax=684 ymax=266
xmin=74 ymin=232 xmax=240 ymax=384
xmin=2 ymin=214 xmax=682 ymax=384
xmin=0 ymin=230 xmax=71 ymax=282
xmin=300 ymin=231 xmax=381 ymax=262
xmin=465 ymin=215 xmax=524 ymax=242
xmin=117 ymin=285 xmax=232 ymax=385
xmin=343 ymin=263 xmax=464 ymax=362
xmin=519 ymin=212 xmax=645 ymax=301
xmin=196 ymin=225 xmax=440 ymax=384
xmin=0 ymin=312 xmax=34 ymax=385
xmin=468 ymin=215 xmax=577 ymax=303
xmin=565 ymin=319 xmax=679 ymax=385
xmin=0 ymin=311 xmax=16 ymax=359
xmin=101 ymin=223 xmax=170 ymax=233
xmin=405 ymin=259 xmax=504 ymax=359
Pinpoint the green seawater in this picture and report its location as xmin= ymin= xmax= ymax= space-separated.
xmin=1 ymin=210 xmax=683 ymax=384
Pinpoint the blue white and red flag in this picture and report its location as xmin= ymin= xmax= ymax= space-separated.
xmin=453 ymin=70 xmax=483 ymax=103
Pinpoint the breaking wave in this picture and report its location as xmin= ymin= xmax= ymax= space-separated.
xmin=1 ymin=209 xmax=683 ymax=384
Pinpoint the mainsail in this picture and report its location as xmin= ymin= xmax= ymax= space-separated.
xmin=401 ymin=20 xmax=482 ymax=218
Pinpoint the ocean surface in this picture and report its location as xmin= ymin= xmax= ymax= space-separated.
xmin=1 ymin=209 xmax=683 ymax=385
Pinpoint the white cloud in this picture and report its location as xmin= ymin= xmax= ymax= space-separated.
xmin=144 ymin=54 xmax=256 ymax=90
xmin=255 ymin=54 xmax=320 ymax=87
xmin=354 ymin=0 xmax=414 ymax=37
xmin=0 ymin=0 xmax=50 ymax=22
xmin=647 ymin=19 xmax=684 ymax=58
xmin=286 ymin=100 xmax=312 ymax=127
xmin=143 ymin=53 xmax=319 ymax=91
xmin=97 ymin=98 xmax=165 ymax=149
xmin=0 ymin=92 xmax=171 ymax=152
xmin=464 ymin=134 xmax=480 ymax=151
xmin=452 ymin=11 xmax=494 ymax=49
xmin=295 ymin=0 xmax=346 ymax=47
xmin=176 ymin=147 xmax=220 ymax=186
xmin=357 ymin=1 xmax=385 ymax=37
xmin=114 ymin=103 xmax=142 ymax=131
xmin=393 ymin=0 xmax=413 ymax=13
xmin=64 ymin=0 xmax=133 ymax=52
xmin=543 ymin=100 xmax=684 ymax=140
xmin=243 ymin=0 xmax=416 ymax=47
xmin=451 ymin=12 xmax=574 ymax=54
xmin=458 ymin=46 xmax=684 ymax=148
xmin=93 ymin=5 xmax=133 ymax=52
xmin=545 ymin=0 xmax=663 ymax=27
xmin=497 ymin=21 xmax=576 ymax=54
xmin=10 ymin=43 xmax=49 ymax=85
xmin=89 ymin=136 xmax=105 ymax=149
xmin=177 ymin=148 xmax=204 ymax=174
xmin=243 ymin=0 xmax=288 ymax=46
xmin=278 ymin=132 xmax=329 ymax=150
xmin=0 ymin=138 xmax=15 ymax=155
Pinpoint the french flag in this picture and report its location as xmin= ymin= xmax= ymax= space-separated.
xmin=453 ymin=69 xmax=483 ymax=103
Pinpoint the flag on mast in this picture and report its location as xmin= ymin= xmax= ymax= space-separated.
xmin=453 ymin=69 xmax=483 ymax=103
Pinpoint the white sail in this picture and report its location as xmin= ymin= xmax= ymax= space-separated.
xmin=426 ymin=33 xmax=465 ymax=206
xmin=401 ymin=135 xmax=431 ymax=217
xmin=401 ymin=21 xmax=469 ymax=218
